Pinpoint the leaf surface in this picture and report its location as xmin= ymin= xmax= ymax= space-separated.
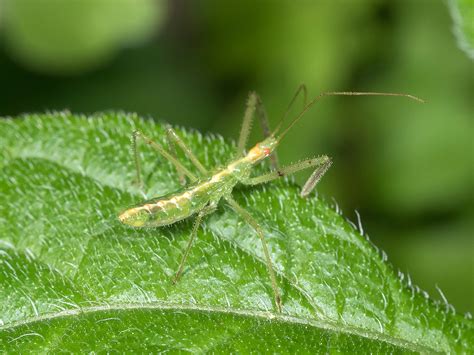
xmin=0 ymin=113 xmax=472 ymax=352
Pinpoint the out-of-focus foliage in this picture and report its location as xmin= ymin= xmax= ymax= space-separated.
xmin=449 ymin=0 xmax=474 ymax=59
xmin=1 ymin=0 xmax=165 ymax=73
xmin=1 ymin=114 xmax=472 ymax=352
xmin=0 ymin=0 xmax=472 ymax=316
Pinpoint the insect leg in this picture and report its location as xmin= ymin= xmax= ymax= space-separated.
xmin=236 ymin=92 xmax=259 ymax=158
xmin=242 ymin=155 xmax=332 ymax=197
xmin=300 ymin=156 xmax=333 ymax=197
xmin=132 ymin=130 xmax=197 ymax=189
xmin=236 ymin=92 xmax=280 ymax=169
xmin=225 ymin=196 xmax=282 ymax=313
xmin=165 ymin=126 xmax=208 ymax=175
xmin=165 ymin=127 xmax=187 ymax=186
xmin=172 ymin=202 xmax=217 ymax=284
xmin=255 ymin=95 xmax=280 ymax=170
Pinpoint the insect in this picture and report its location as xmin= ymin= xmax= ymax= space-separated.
xmin=118 ymin=86 xmax=424 ymax=312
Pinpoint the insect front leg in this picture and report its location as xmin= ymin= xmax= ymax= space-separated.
xmin=225 ymin=196 xmax=282 ymax=313
xmin=254 ymin=95 xmax=280 ymax=170
xmin=300 ymin=156 xmax=333 ymax=197
xmin=172 ymin=202 xmax=217 ymax=284
xmin=132 ymin=130 xmax=197 ymax=191
xmin=236 ymin=92 xmax=259 ymax=158
xmin=242 ymin=155 xmax=332 ymax=197
xmin=236 ymin=92 xmax=280 ymax=169
xmin=237 ymin=85 xmax=308 ymax=170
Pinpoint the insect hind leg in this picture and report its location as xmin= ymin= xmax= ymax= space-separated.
xmin=226 ymin=196 xmax=282 ymax=313
xmin=172 ymin=202 xmax=217 ymax=284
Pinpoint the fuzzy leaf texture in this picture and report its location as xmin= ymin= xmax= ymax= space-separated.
xmin=0 ymin=113 xmax=472 ymax=353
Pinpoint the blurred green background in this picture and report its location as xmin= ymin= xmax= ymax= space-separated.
xmin=0 ymin=0 xmax=472 ymax=314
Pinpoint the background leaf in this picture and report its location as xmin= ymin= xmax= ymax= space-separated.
xmin=0 ymin=113 xmax=472 ymax=352
xmin=448 ymin=0 xmax=474 ymax=59
xmin=1 ymin=0 xmax=165 ymax=73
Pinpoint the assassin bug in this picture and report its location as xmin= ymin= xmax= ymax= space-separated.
xmin=118 ymin=86 xmax=424 ymax=312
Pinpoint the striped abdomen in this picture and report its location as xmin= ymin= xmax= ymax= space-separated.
xmin=118 ymin=172 xmax=235 ymax=228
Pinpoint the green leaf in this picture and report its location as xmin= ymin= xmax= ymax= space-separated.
xmin=448 ymin=0 xmax=474 ymax=59
xmin=0 ymin=113 xmax=472 ymax=352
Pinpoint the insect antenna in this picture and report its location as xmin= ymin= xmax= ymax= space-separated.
xmin=274 ymin=91 xmax=425 ymax=143
xmin=271 ymin=84 xmax=308 ymax=137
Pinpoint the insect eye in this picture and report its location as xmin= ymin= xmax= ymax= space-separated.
xmin=263 ymin=148 xmax=271 ymax=156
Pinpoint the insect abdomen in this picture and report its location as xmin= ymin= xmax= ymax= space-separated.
xmin=119 ymin=190 xmax=207 ymax=228
xmin=119 ymin=170 xmax=235 ymax=228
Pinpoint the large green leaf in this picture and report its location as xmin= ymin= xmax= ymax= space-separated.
xmin=0 ymin=113 xmax=472 ymax=352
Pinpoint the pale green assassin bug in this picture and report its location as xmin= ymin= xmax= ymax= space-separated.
xmin=118 ymin=86 xmax=424 ymax=312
